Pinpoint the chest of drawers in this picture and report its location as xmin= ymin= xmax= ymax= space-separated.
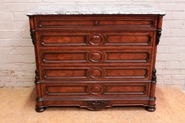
xmin=27 ymin=5 xmax=165 ymax=112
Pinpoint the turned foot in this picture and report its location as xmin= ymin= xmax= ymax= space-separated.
xmin=35 ymin=106 xmax=46 ymax=112
xmin=145 ymin=106 xmax=156 ymax=112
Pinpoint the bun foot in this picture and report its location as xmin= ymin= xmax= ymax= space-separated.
xmin=35 ymin=106 xmax=46 ymax=112
xmin=145 ymin=106 xmax=156 ymax=112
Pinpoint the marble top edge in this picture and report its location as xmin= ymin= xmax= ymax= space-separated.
xmin=27 ymin=4 xmax=166 ymax=16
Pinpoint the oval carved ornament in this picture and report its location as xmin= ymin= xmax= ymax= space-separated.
xmin=88 ymin=34 xmax=105 ymax=46
xmin=88 ymin=51 xmax=106 ymax=63
xmin=87 ymin=68 xmax=105 ymax=79
xmin=87 ymin=84 xmax=104 ymax=95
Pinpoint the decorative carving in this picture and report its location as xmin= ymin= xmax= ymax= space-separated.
xmin=35 ymin=69 xmax=40 ymax=84
xmin=91 ymin=35 xmax=102 ymax=43
xmin=89 ymin=34 xmax=105 ymax=46
xmin=152 ymin=68 xmax=157 ymax=82
xmin=87 ymin=101 xmax=109 ymax=111
xmin=88 ymin=51 xmax=105 ymax=63
xmin=88 ymin=68 xmax=105 ymax=79
xmin=91 ymin=69 xmax=101 ymax=77
xmin=156 ymin=30 xmax=162 ymax=45
xmin=30 ymin=30 xmax=36 ymax=45
xmin=91 ymin=52 xmax=101 ymax=60
xmin=87 ymin=84 xmax=104 ymax=95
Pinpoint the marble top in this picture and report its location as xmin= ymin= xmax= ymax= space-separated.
xmin=27 ymin=4 xmax=166 ymax=16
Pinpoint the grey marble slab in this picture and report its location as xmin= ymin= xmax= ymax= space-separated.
xmin=27 ymin=4 xmax=166 ymax=16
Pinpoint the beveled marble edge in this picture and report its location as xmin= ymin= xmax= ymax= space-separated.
xmin=27 ymin=4 xmax=166 ymax=16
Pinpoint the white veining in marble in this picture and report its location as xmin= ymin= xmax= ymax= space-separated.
xmin=27 ymin=4 xmax=166 ymax=16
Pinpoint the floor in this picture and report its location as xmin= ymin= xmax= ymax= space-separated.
xmin=0 ymin=86 xmax=185 ymax=123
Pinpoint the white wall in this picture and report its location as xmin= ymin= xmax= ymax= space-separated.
xmin=0 ymin=0 xmax=185 ymax=90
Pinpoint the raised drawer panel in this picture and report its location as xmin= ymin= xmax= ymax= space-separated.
xmin=37 ymin=32 xmax=154 ymax=47
xmin=106 ymin=51 xmax=150 ymax=62
xmin=42 ymin=51 xmax=87 ymax=63
xmin=105 ymin=68 xmax=149 ymax=79
xmin=43 ymin=68 xmax=87 ymax=79
xmin=39 ymin=33 xmax=87 ymax=46
xmin=41 ymin=50 xmax=151 ymax=63
xmin=45 ymin=85 xmax=86 ymax=95
xmin=42 ymin=83 xmax=150 ymax=96
xmin=35 ymin=15 xmax=157 ymax=30
xmin=106 ymin=33 xmax=152 ymax=46
xmin=39 ymin=20 xmax=93 ymax=27
xmin=41 ymin=66 xmax=150 ymax=80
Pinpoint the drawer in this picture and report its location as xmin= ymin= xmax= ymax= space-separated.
xmin=36 ymin=32 xmax=154 ymax=47
xmin=41 ymin=82 xmax=150 ymax=97
xmin=41 ymin=66 xmax=151 ymax=81
xmin=40 ymin=49 xmax=152 ymax=64
xmin=34 ymin=15 xmax=157 ymax=30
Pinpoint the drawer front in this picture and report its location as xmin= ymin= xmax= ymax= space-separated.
xmin=37 ymin=32 xmax=154 ymax=47
xmin=35 ymin=15 xmax=157 ymax=30
xmin=41 ymin=82 xmax=150 ymax=97
xmin=41 ymin=66 xmax=150 ymax=81
xmin=41 ymin=49 xmax=152 ymax=64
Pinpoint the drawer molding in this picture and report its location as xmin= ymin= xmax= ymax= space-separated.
xmin=41 ymin=50 xmax=151 ymax=63
xmin=38 ymin=32 xmax=153 ymax=47
xmin=42 ymin=67 xmax=150 ymax=80
xmin=42 ymin=83 xmax=148 ymax=96
xmin=35 ymin=15 xmax=157 ymax=29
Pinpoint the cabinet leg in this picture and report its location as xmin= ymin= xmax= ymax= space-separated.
xmin=145 ymin=106 xmax=156 ymax=112
xmin=35 ymin=106 xmax=46 ymax=112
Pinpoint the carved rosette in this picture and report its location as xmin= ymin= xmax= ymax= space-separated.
xmin=88 ymin=33 xmax=105 ymax=46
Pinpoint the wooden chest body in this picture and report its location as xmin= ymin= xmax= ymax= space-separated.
xmin=28 ymin=14 xmax=164 ymax=112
